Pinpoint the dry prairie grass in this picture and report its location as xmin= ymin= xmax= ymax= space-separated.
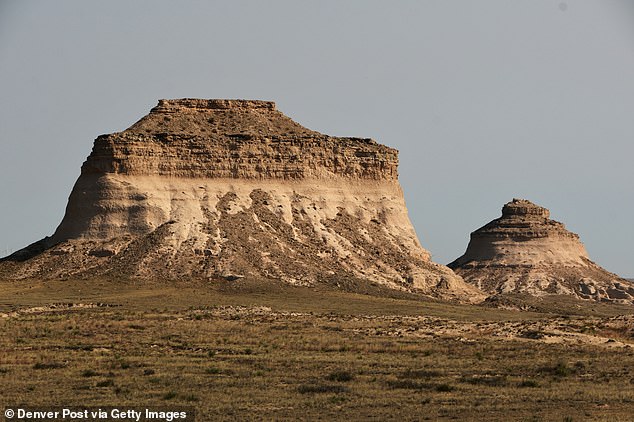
xmin=1 ymin=278 xmax=633 ymax=421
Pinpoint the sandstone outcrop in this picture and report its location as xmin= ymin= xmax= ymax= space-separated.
xmin=1 ymin=99 xmax=483 ymax=302
xmin=449 ymin=199 xmax=634 ymax=303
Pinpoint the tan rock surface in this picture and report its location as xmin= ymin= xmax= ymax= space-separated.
xmin=449 ymin=199 xmax=634 ymax=303
xmin=1 ymin=99 xmax=483 ymax=302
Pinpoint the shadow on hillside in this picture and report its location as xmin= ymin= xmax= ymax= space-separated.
xmin=0 ymin=237 xmax=54 ymax=263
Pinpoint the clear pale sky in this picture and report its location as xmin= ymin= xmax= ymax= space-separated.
xmin=1 ymin=1 xmax=632 ymax=276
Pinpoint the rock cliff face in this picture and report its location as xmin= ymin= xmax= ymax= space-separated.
xmin=2 ymin=99 xmax=482 ymax=302
xmin=83 ymin=99 xmax=399 ymax=181
xmin=449 ymin=199 xmax=634 ymax=303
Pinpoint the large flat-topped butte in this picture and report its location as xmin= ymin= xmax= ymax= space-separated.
xmin=449 ymin=199 xmax=634 ymax=303
xmin=1 ymin=99 xmax=483 ymax=302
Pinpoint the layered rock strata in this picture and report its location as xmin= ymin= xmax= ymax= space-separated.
xmin=449 ymin=199 xmax=633 ymax=303
xmin=2 ymin=99 xmax=483 ymax=302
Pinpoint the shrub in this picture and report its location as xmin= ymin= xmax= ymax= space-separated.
xmin=552 ymin=362 xmax=571 ymax=377
xmin=96 ymin=379 xmax=115 ymax=388
xmin=386 ymin=379 xmax=433 ymax=390
xmin=297 ymin=384 xmax=348 ymax=394
xmin=540 ymin=361 xmax=573 ymax=377
xmin=520 ymin=330 xmax=545 ymax=340
xmin=162 ymin=391 xmax=177 ymax=400
xmin=127 ymin=324 xmax=146 ymax=330
xmin=67 ymin=344 xmax=94 ymax=351
xmin=329 ymin=395 xmax=346 ymax=404
xmin=401 ymin=369 xmax=442 ymax=379
xmin=206 ymin=366 xmax=221 ymax=374
xmin=518 ymin=379 xmax=539 ymax=388
xmin=326 ymin=370 xmax=354 ymax=382
xmin=435 ymin=383 xmax=454 ymax=392
xmin=81 ymin=369 xmax=99 ymax=377
xmin=460 ymin=375 xmax=507 ymax=387
xmin=33 ymin=362 xmax=65 ymax=370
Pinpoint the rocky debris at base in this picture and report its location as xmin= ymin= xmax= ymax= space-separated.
xmin=180 ymin=305 xmax=634 ymax=349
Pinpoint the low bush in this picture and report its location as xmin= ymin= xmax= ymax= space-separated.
xmin=460 ymin=375 xmax=507 ymax=387
xmin=81 ymin=369 xmax=99 ymax=377
xmin=33 ymin=362 xmax=66 ymax=370
xmin=326 ymin=370 xmax=354 ymax=382
xmin=162 ymin=391 xmax=177 ymax=400
xmin=298 ymin=384 xmax=348 ymax=394
xmin=518 ymin=379 xmax=539 ymax=388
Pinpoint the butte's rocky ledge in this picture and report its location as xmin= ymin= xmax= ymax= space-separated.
xmin=1 ymin=99 xmax=483 ymax=302
xmin=449 ymin=198 xmax=634 ymax=303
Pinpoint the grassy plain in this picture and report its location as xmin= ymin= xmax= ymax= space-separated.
xmin=1 ymin=278 xmax=634 ymax=421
